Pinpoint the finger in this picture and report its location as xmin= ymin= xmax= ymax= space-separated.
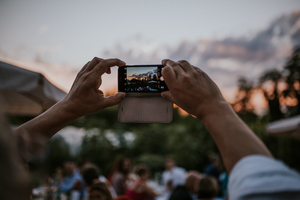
xmin=80 ymin=61 xmax=90 ymax=73
xmin=162 ymin=59 xmax=185 ymax=77
xmin=161 ymin=91 xmax=176 ymax=103
xmin=93 ymin=58 xmax=126 ymax=75
xmin=178 ymin=60 xmax=194 ymax=73
xmin=101 ymin=92 xmax=126 ymax=108
xmin=86 ymin=57 xmax=103 ymax=72
xmin=192 ymin=65 xmax=204 ymax=72
xmin=162 ymin=59 xmax=172 ymax=66
xmin=106 ymin=68 xmax=111 ymax=74
xmin=161 ymin=64 xmax=177 ymax=89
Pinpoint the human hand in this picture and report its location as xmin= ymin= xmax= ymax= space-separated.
xmin=161 ymin=59 xmax=227 ymax=120
xmin=63 ymin=57 xmax=126 ymax=118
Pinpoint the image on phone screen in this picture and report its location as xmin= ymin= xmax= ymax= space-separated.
xmin=119 ymin=65 xmax=168 ymax=92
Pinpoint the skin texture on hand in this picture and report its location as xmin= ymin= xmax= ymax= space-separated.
xmin=161 ymin=59 xmax=226 ymax=120
xmin=64 ymin=57 xmax=126 ymax=118
xmin=14 ymin=57 xmax=126 ymax=157
xmin=161 ymin=59 xmax=272 ymax=173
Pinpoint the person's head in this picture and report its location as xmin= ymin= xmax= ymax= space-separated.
xmin=165 ymin=157 xmax=176 ymax=171
xmin=184 ymin=171 xmax=202 ymax=194
xmin=82 ymin=164 xmax=100 ymax=187
xmin=134 ymin=164 xmax=150 ymax=180
xmin=210 ymin=154 xmax=220 ymax=167
xmin=197 ymin=176 xmax=219 ymax=200
xmin=115 ymin=157 xmax=132 ymax=175
xmin=89 ymin=182 xmax=112 ymax=200
xmin=64 ymin=161 xmax=76 ymax=176
xmin=55 ymin=167 xmax=63 ymax=176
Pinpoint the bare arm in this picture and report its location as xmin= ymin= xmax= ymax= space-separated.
xmin=161 ymin=59 xmax=272 ymax=173
xmin=14 ymin=57 xmax=126 ymax=158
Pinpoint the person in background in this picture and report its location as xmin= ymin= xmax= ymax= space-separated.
xmin=88 ymin=182 xmax=113 ymax=200
xmin=82 ymin=162 xmax=117 ymax=199
xmin=169 ymin=171 xmax=202 ymax=200
xmin=205 ymin=154 xmax=221 ymax=181
xmin=108 ymin=157 xmax=132 ymax=196
xmin=204 ymin=154 xmax=222 ymax=197
xmin=162 ymin=157 xmax=187 ymax=194
xmin=197 ymin=176 xmax=220 ymax=200
xmin=125 ymin=164 xmax=158 ymax=200
xmin=59 ymin=161 xmax=85 ymax=199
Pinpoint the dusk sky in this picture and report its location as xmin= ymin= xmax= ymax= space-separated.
xmin=1 ymin=0 xmax=300 ymax=112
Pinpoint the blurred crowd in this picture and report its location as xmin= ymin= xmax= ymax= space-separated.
xmin=34 ymin=155 xmax=228 ymax=200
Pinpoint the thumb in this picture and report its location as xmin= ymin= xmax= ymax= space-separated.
xmin=103 ymin=92 xmax=126 ymax=108
xmin=161 ymin=91 xmax=176 ymax=103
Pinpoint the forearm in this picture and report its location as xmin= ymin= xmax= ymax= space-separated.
xmin=200 ymin=100 xmax=272 ymax=173
xmin=14 ymin=99 xmax=78 ymax=156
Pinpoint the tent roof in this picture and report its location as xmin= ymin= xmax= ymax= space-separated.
xmin=0 ymin=61 xmax=66 ymax=116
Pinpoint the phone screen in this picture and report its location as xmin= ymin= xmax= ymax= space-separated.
xmin=118 ymin=65 xmax=168 ymax=92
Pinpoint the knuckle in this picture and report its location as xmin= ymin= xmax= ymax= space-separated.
xmin=169 ymin=62 xmax=179 ymax=68
xmin=178 ymin=60 xmax=189 ymax=64
xmin=92 ymin=57 xmax=99 ymax=61
xmin=181 ymin=74 xmax=190 ymax=82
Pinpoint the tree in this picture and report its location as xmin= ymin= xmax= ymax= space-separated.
xmin=232 ymin=77 xmax=254 ymax=113
xmin=282 ymin=46 xmax=300 ymax=116
xmin=259 ymin=69 xmax=284 ymax=121
xmin=80 ymin=129 xmax=117 ymax=175
xmin=153 ymin=74 xmax=157 ymax=81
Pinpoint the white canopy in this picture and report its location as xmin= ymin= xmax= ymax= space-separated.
xmin=0 ymin=61 xmax=66 ymax=116
xmin=266 ymin=115 xmax=300 ymax=137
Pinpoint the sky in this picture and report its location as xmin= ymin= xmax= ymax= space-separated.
xmin=127 ymin=66 xmax=156 ymax=80
xmin=1 ymin=0 xmax=300 ymax=113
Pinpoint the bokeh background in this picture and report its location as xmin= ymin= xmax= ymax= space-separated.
xmin=1 ymin=0 xmax=300 ymax=192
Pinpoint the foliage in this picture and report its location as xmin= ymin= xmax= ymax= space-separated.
xmin=68 ymin=107 xmax=220 ymax=176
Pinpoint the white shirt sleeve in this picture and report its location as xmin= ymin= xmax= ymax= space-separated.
xmin=229 ymin=155 xmax=300 ymax=200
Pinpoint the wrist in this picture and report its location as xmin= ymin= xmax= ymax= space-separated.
xmin=196 ymin=99 xmax=232 ymax=124
xmin=58 ymin=98 xmax=82 ymax=121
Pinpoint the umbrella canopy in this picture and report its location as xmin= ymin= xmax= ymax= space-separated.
xmin=266 ymin=115 xmax=300 ymax=138
xmin=0 ymin=61 xmax=67 ymax=116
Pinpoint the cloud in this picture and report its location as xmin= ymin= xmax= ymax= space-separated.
xmin=1 ymin=12 xmax=299 ymax=102
xmin=102 ymin=12 xmax=300 ymax=93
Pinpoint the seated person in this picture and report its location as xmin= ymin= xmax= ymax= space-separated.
xmin=89 ymin=182 xmax=113 ymax=200
xmin=197 ymin=176 xmax=219 ymax=200
xmin=162 ymin=157 xmax=187 ymax=193
xmin=125 ymin=164 xmax=158 ymax=200
xmin=82 ymin=162 xmax=117 ymax=199
xmin=59 ymin=161 xmax=85 ymax=198
xmin=169 ymin=171 xmax=202 ymax=200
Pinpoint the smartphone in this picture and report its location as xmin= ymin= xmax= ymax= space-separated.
xmin=118 ymin=65 xmax=168 ymax=93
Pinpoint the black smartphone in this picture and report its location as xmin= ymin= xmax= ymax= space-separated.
xmin=118 ymin=65 xmax=169 ymax=93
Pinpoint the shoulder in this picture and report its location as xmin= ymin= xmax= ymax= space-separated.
xmin=229 ymin=155 xmax=300 ymax=199
xmin=174 ymin=167 xmax=186 ymax=174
